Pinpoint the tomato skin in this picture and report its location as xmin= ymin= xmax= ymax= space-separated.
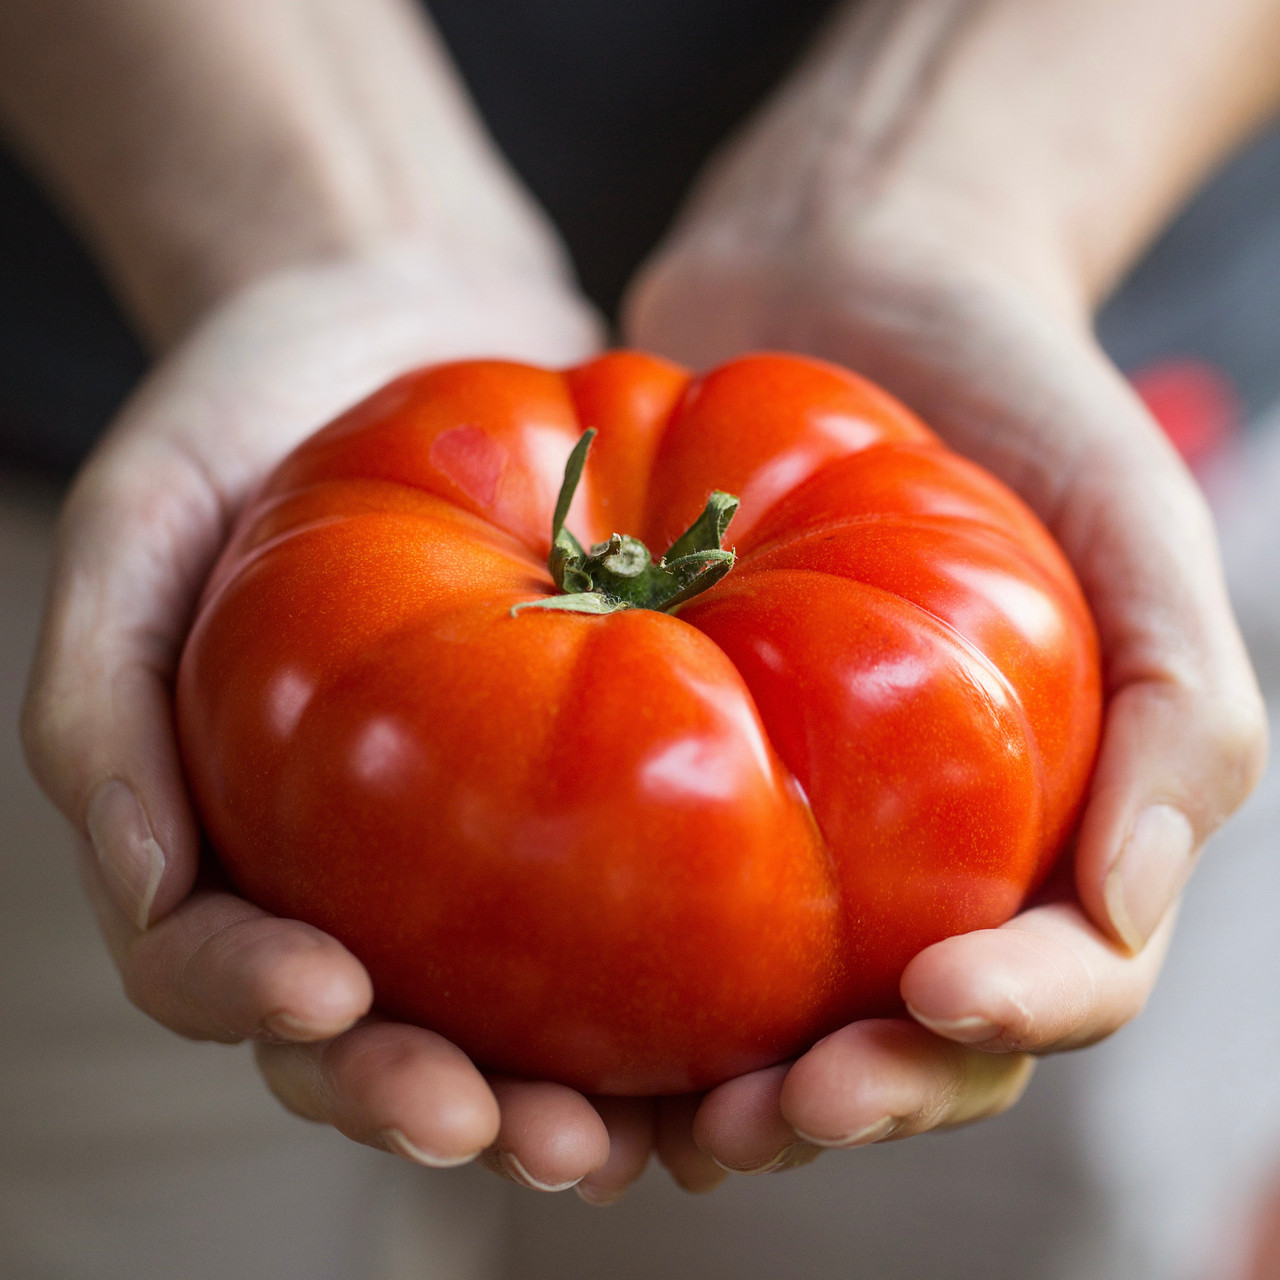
xmin=176 ymin=350 xmax=1101 ymax=1095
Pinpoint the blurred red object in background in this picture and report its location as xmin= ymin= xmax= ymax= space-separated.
xmin=1131 ymin=357 xmax=1242 ymax=473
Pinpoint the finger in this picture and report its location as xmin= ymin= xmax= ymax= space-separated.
xmin=779 ymin=1020 xmax=1035 ymax=1148
xmin=478 ymin=1079 xmax=611 ymax=1193
xmin=891 ymin=328 xmax=1267 ymax=955
xmin=95 ymin=869 xmax=374 ymax=1042
xmin=901 ymin=898 xmax=1176 ymax=1053
xmin=1075 ymin=661 xmax=1265 ymax=954
xmin=575 ymin=1097 xmax=657 ymax=1206
xmin=898 ymin=340 xmax=1266 ymax=952
xmin=257 ymin=1020 xmax=500 ymax=1167
xmin=925 ymin=340 xmax=1267 ymax=954
xmin=654 ymin=1095 xmax=728 ymax=1194
xmin=21 ymin=438 xmax=231 ymax=928
xmin=692 ymin=1064 xmax=820 ymax=1175
xmin=1052 ymin=377 xmax=1266 ymax=954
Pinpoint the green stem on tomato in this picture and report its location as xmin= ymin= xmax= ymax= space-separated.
xmin=512 ymin=429 xmax=739 ymax=618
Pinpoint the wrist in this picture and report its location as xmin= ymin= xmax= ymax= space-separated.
xmin=0 ymin=0 xmax=577 ymax=349
xmin=654 ymin=0 xmax=1280 ymax=324
xmin=649 ymin=113 xmax=1090 ymax=335
xmin=92 ymin=156 xmax=576 ymax=352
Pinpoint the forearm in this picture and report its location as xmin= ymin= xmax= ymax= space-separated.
xmin=0 ymin=0 xmax=569 ymax=345
xmin=685 ymin=0 xmax=1280 ymax=309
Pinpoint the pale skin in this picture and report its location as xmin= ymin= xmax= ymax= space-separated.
xmin=5 ymin=0 xmax=1274 ymax=1204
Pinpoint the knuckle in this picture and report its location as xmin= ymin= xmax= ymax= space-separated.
xmin=1058 ymin=971 xmax=1153 ymax=1052
xmin=186 ymin=914 xmax=275 ymax=985
xmin=18 ymin=681 xmax=69 ymax=795
xmin=117 ymin=960 xmax=197 ymax=1038
xmin=324 ymin=1023 xmax=419 ymax=1091
xmin=118 ymin=966 xmax=213 ymax=1042
xmin=117 ymin=961 xmax=150 ymax=1018
xmin=983 ymin=1057 xmax=1037 ymax=1119
xmin=19 ymin=668 xmax=101 ymax=822
xmin=1105 ymin=976 xmax=1151 ymax=1036
xmin=1199 ymin=689 xmax=1270 ymax=819
xmin=255 ymin=1043 xmax=329 ymax=1122
xmin=124 ymin=922 xmax=245 ymax=1044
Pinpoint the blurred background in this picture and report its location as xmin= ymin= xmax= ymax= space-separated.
xmin=1 ymin=4 xmax=1279 ymax=1276
xmin=2 ymin=3 xmax=1279 ymax=479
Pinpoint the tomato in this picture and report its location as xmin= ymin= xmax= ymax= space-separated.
xmin=176 ymin=351 xmax=1100 ymax=1096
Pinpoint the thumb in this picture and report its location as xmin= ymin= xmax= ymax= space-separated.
xmin=22 ymin=432 xmax=225 ymax=927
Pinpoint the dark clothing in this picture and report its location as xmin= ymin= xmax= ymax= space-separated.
xmin=425 ymin=0 xmax=836 ymax=312
xmin=0 ymin=2 xmax=1278 ymax=476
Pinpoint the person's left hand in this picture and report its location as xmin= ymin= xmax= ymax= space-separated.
xmin=617 ymin=62 xmax=1265 ymax=1178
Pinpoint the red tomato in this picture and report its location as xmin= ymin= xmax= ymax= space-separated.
xmin=176 ymin=351 xmax=1100 ymax=1096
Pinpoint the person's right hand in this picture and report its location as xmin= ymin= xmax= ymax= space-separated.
xmin=613 ymin=0 xmax=1276 ymax=1178
xmin=19 ymin=247 xmax=677 ymax=1203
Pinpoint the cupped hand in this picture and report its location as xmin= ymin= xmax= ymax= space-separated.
xmin=19 ymin=247 xmax=667 ymax=1201
xmin=623 ymin=137 xmax=1267 ymax=1173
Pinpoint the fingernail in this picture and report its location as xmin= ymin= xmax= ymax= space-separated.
xmin=575 ymin=1183 xmax=623 ymax=1207
xmin=1104 ymin=804 xmax=1196 ymax=953
xmin=85 ymin=780 xmax=166 ymax=929
xmin=673 ymin=1166 xmax=728 ymax=1195
xmin=500 ymin=1152 xmax=583 ymax=1193
xmin=262 ymin=1010 xmax=333 ymax=1041
xmin=382 ymin=1128 xmax=479 ymax=1169
xmin=904 ymin=1009 xmax=1003 ymax=1045
xmin=772 ymin=1144 xmax=822 ymax=1173
xmin=712 ymin=1143 xmax=804 ymax=1175
xmin=793 ymin=1116 xmax=897 ymax=1149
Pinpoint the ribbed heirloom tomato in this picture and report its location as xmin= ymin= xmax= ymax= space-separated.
xmin=176 ymin=351 xmax=1101 ymax=1096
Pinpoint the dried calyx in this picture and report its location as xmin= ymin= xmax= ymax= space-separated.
xmin=512 ymin=430 xmax=739 ymax=617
